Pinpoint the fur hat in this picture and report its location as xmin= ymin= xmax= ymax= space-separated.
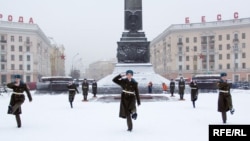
xmin=126 ymin=70 xmax=133 ymax=75
xmin=14 ymin=74 xmax=21 ymax=79
xmin=220 ymin=72 xmax=227 ymax=77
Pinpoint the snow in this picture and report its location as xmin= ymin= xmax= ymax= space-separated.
xmin=0 ymin=89 xmax=250 ymax=141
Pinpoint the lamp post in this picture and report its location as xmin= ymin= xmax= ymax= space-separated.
xmin=71 ymin=53 xmax=79 ymax=74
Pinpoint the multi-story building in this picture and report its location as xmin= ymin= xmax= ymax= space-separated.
xmin=0 ymin=20 xmax=65 ymax=84
xmin=150 ymin=17 xmax=250 ymax=82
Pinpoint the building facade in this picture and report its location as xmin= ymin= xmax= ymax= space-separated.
xmin=0 ymin=20 xmax=65 ymax=84
xmin=150 ymin=17 xmax=250 ymax=82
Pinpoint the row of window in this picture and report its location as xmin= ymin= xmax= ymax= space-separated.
xmin=0 ymin=45 xmax=31 ymax=52
xmin=179 ymin=63 xmax=247 ymax=70
xmin=179 ymin=33 xmax=246 ymax=43
xmin=10 ymin=55 xmax=31 ymax=61
xmin=9 ymin=35 xmax=30 ymax=43
xmin=0 ymin=64 xmax=31 ymax=71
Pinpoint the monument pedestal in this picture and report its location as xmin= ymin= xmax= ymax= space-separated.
xmin=97 ymin=63 xmax=170 ymax=94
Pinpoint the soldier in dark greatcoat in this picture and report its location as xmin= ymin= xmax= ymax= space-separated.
xmin=92 ymin=80 xmax=97 ymax=97
xmin=67 ymin=81 xmax=79 ymax=108
xmin=169 ymin=79 xmax=175 ymax=97
xmin=82 ymin=78 xmax=89 ymax=101
xmin=217 ymin=72 xmax=235 ymax=123
xmin=7 ymin=74 xmax=32 ymax=128
xmin=112 ymin=70 xmax=141 ymax=132
xmin=189 ymin=80 xmax=199 ymax=108
xmin=178 ymin=77 xmax=185 ymax=100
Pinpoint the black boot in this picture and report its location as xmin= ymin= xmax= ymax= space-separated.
xmin=70 ymin=102 xmax=73 ymax=108
xmin=15 ymin=114 xmax=21 ymax=128
xmin=192 ymin=101 xmax=195 ymax=108
xmin=7 ymin=105 xmax=13 ymax=114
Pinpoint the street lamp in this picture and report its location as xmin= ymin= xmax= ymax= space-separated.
xmin=71 ymin=53 xmax=79 ymax=72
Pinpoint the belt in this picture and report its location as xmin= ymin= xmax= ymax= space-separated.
xmin=69 ymin=89 xmax=76 ymax=91
xmin=122 ymin=90 xmax=135 ymax=95
xmin=13 ymin=92 xmax=24 ymax=95
xmin=219 ymin=90 xmax=229 ymax=93
xmin=191 ymin=88 xmax=197 ymax=89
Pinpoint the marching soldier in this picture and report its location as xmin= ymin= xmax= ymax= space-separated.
xmin=67 ymin=81 xmax=79 ymax=108
xmin=82 ymin=78 xmax=89 ymax=101
xmin=7 ymin=74 xmax=32 ymax=128
xmin=178 ymin=77 xmax=185 ymax=100
xmin=217 ymin=72 xmax=235 ymax=123
xmin=189 ymin=80 xmax=199 ymax=108
xmin=92 ymin=80 xmax=97 ymax=97
xmin=169 ymin=79 xmax=175 ymax=97
xmin=112 ymin=70 xmax=141 ymax=132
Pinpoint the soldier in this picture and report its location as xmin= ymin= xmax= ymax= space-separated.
xmin=189 ymin=80 xmax=199 ymax=108
xmin=217 ymin=72 xmax=235 ymax=123
xmin=112 ymin=70 xmax=141 ymax=132
xmin=82 ymin=78 xmax=89 ymax=101
xmin=178 ymin=77 xmax=185 ymax=100
xmin=169 ymin=79 xmax=175 ymax=97
xmin=148 ymin=81 xmax=153 ymax=93
xmin=67 ymin=81 xmax=79 ymax=108
xmin=7 ymin=74 xmax=32 ymax=128
xmin=92 ymin=80 xmax=97 ymax=97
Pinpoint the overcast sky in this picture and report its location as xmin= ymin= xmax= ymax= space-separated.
xmin=1 ymin=0 xmax=250 ymax=75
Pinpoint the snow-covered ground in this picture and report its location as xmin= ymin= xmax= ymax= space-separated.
xmin=0 ymin=89 xmax=250 ymax=141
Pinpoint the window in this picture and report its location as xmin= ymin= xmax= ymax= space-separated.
xmin=235 ymin=63 xmax=238 ymax=69
xmin=235 ymin=53 xmax=238 ymax=59
xmin=227 ymin=44 xmax=230 ymax=50
xmin=234 ymin=33 xmax=238 ymax=39
xmin=19 ymin=36 xmax=22 ymax=42
xmin=219 ymin=44 xmax=222 ymax=50
xmin=227 ymin=64 xmax=230 ymax=69
xmin=227 ymin=54 xmax=230 ymax=59
xmin=179 ymin=56 xmax=182 ymax=61
xmin=186 ymin=37 xmax=189 ymax=43
xmin=19 ymin=64 xmax=23 ymax=70
xmin=186 ymin=46 xmax=189 ymax=52
xmin=11 ymin=45 xmax=15 ymax=51
xmin=27 ymin=64 xmax=31 ymax=70
xmin=19 ymin=46 xmax=23 ymax=52
xmin=19 ymin=55 xmax=23 ymax=61
xmin=26 ymin=76 xmax=31 ymax=82
xmin=186 ymin=65 xmax=190 ymax=70
xmin=242 ymin=33 xmax=246 ymax=39
xmin=11 ymin=36 xmax=14 ymax=42
xmin=242 ymin=43 xmax=246 ymax=48
xmin=193 ymin=37 xmax=197 ymax=43
xmin=178 ymin=38 xmax=182 ymax=43
xmin=1 ymin=45 xmax=5 ymax=51
xmin=242 ymin=63 xmax=246 ymax=69
xmin=1 ymin=64 xmax=5 ymax=70
xmin=178 ymin=47 xmax=182 ymax=53
xmin=179 ymin=65 xmax=182 ymax=71
xmin=219 ymin=64 xmax=222 ymax=69
xmin=11 ymin=64 xmax=15 ymax=70
xmin=186 ymin=56 xmax=189 ymax=61
xmin=193 ymin=55 xmax=197 ymax=61
xmin=27 ymin=55 xmax=31 ymax=61
xmin=193 ymin=46 xmax=197 ymax=52
xmin=226 ymin=34 xmax=230 ymax=40
xmin=242 ymin=53 xmax=246 ymax=58
xmin=218 ymin=35 xmax=222 ymax=41
xmin=26 ymin=37 xmax=30 ymax=43
xmin=219 ymin=54 xmax=222 ymax=60
xmin=26 ymin=46 xmax=30 ymax=52
xmin=11 ymin=55 xmax=15 ymax=61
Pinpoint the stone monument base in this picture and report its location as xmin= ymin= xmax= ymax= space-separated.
xmin=97 ymin=63 xmax=170 ymax=94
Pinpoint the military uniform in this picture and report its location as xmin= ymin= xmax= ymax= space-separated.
xmin=178 ymin=78 xmax=185 ymax=100
xmin=7 ymin=77 xmax=32 ymax=128
xmin=189 ymin=81 xmax=199 ymax=108
xmin=217 ymin=73 xmax=234 ymax=123
xmin=112 ymin=72 xmax=141 ymax=132
xmin=92 ymin=81 xmax=97 ymax=97
xmin=82 ymin=80 xmax=89 ymax=101
xmin=169 ymin=80 xmax=175 ymax=97
xmin=67 ymin=82 xmax=79 ymax=108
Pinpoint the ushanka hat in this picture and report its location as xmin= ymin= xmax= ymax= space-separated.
xmin=14 ymin=74 xmax=21 ymax=79
xmin=126 ymin=70 xmax=133 ymax=75
xmin=220 ymin=72 xmax=227 ymax=77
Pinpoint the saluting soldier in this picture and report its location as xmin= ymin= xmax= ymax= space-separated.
xmin=217 ymin=72 xmax=235 ymax=123
xmin=82 ymin=78 xmax=89 ymax=101
xmin=92 ymin=80 xmax=97 ymax=97
xmin=67 ymin=81 xmax=79 ymax=108
xmin=178 ymin=77 xmax=185 ymax=100
xmin=7 ymin=74 xmax=32 ymax=128
xmin=189 ymin=80 xmax=199 ymax=108
xmin=112 ymin=70 xmax=141 ymax=132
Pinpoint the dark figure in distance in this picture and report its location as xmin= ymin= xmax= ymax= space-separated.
xmin=178 ymin=77 xmax=185 ymax=100
xmin=92 ymin=80 xmax=97 ymax=97
xmin=217 ymin=72 xmax=235 ymax=124
xmin=112 ymin=70 xmax=141 ymax=132
xmin=82 ymin=78 xmax=89 ymax=102
xmin=7 ymin=74 xmax=32 ymax=128
xmin=189 ymin=80 xmax=199 ymax=108
xmin=169 ymin=79 xmax=175 ymax=97
xmin=148 ymin=81 xmax=153 ymax=93
xmin=67 ymin=81 xmax=79 ymax=108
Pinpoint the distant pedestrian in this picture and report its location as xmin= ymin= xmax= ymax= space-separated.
xmin=162 ymin=82 xmax=168 ymax=94
xmin=7 ymin=74 xmax=32 ymax=128
xmin=148 ymin=81 xmax=153 ymax=93
xmin=92 ymin=80 xmax=97 ymax=97
xmin=178 ymin=77 xmax=185 ymax=100
xmin=169 ymin=79 xmax=175 ymax=97
xmin=189 ymin=80 xmax=199 ymax=108
xmin=67 ymin=81 xmax=79 ymax=108
xmin=112 ymin=70 xmax=141 ymax=132
xmin=82 ymin=78 xmax=89 ymax=102
xmin=217 ymin=72 xmax=235 ymax=124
